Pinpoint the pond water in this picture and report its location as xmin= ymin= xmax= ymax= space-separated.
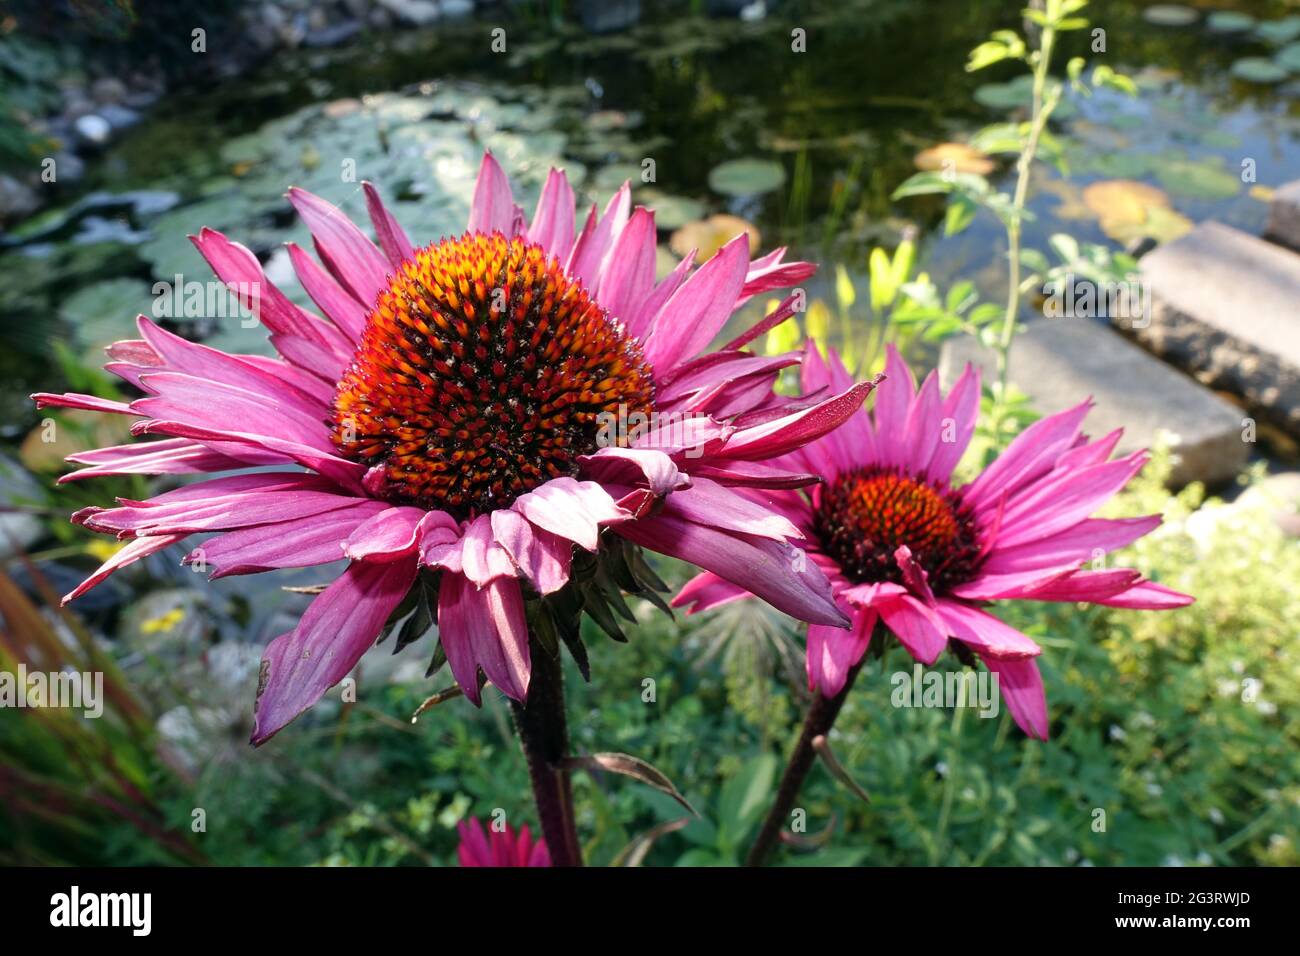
xmin=4 ymin=0 xmax=1300 ymax=441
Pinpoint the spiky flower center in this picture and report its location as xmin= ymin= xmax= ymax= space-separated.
xmin=814 ymin=467 xmax=982 ymax=591
xmin=331 ymin=232 xmax=655 ymax=518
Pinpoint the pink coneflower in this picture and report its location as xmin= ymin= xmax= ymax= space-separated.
xmin=676 ymin=343 xmax=1192 ymax=741
xmin=35 ymin=153 xmax=870 ymax=747
xmin=457 ymin=817 xmax=551 ymax=867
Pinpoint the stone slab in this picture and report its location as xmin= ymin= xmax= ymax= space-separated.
xmin=1265 ymin=180 xmax=1300 ymax=252
xmin=1137 ymin=220 xmax=1300 ymax=434
xmin=939 ymin=319 xmax=1249 ymax=487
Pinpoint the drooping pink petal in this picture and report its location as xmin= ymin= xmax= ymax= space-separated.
xmin=511 ymin=477 xmax=628 ymax=551
xmin=877 ymin=593 xmax=948 ymax=664
xmin=252 ymin=556 xmax=417 ymax=744
xmin=437 ymin=571 xmax=530 ymax=703
xmin=578 ymin=447 xmax=687 ymax=497
xmin=62 ymin=533 xmax=187 ymax=604
xmin=936 ymin=600 xmax=1041 ymax=661
xmin=715 ymin=381 xmax=876 ymax=462
xmin=198 ymin=500 xmax=388 ymax=578
xmin=341 ymin=506 xmax=426 ymax=562
xmin=672 ymin=570 xmax=752 ymax=614
xmin=458 ymin=513 xmax=519 ymax=585
xmin=981 ymin=655 xmax=1049 ymax=740
xmin=807 ymin=605 xmax=876 ymax=696
xmin=660 ymin=477 xmax=803 ymax=541
xmin=1086 ymin=579 xmax=1193 ymax=609
xmin=60 ymin=438 xmax=257 ymax=482
xmin=980 ymin=515 xmax=1162 ymax=575
xmin=490 ymin=509 xmax=573 ymax=595
xmin=617 ymin=508 xmax=848 ymax=627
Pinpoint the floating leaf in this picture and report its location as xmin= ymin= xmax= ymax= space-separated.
xmin=913 ymin=142 xmax=995 ymax=176
xmin=1081 ymin=179 xmax=1192 ymax=243
xmin=636 ymin=190 xmax=705 ymax=230
xmin=1275 ymin=42 xmax=1300 ymax=72
xmin=1230 ymin=57 xmax=1289 ymax=83
xmin=1206 ymin=11 xmax=1255 ymax=34
xmin=1142 ymin=5 xmax=1199 ymax=27
xmin=669 ymin=213 xmax=760 ymax=260
xmin=1255 ymin=17 xmax=1300 ymax=46
xmin=707 ymin=157 xmax=786 ymax=196
xmin=1154 ymin=157 xmax=1241 ymax=200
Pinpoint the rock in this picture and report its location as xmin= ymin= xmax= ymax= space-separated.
xmin=1234 ymin=471 xmax=1300 ymax=537
xmin=1265 ymin=180 xmax=1300 ymax=252
xmin=1137 ymin=220 xmax=1300 ymax=435
xmin=74 ymin=114 xmax=112 ymax=147
xmin=98 ymin=104 xmax=141 ymax=132
xmin=939 ymin=319 xmax=1249 ymax=487
xmin=377 ymin=0 xmax=441 ymax=25
xmin=90 ymin=77 xmax=128 ymax=106
xmin=0 ymin=174 xmax=40 ymax=223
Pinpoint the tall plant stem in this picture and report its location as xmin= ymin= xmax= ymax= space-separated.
xmin=511 ymin=634 xmax=583 ymax=867
xmin=744 ymin=656 xmax=869 ymax=868
xmin=992 ymin=12 xmax=1058 ymax=440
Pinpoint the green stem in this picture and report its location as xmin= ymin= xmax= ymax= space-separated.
xmin=511 ymin=633 xmax=583 ymax=866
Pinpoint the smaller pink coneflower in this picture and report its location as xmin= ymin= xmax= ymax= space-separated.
xmin=457 ymin=817 xmax=551 ymax=867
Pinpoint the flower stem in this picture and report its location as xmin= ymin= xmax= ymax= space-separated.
xmin=744 ymin=656 xmax=868 ymax=868
xmin=511 ymin=633 xmax=583 ymax=866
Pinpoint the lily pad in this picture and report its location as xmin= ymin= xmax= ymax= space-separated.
xmin=669 ymin=214 xmax=760 ymax=261
xmin=1274 ymin=42 xmax=1300 ymax=72
xmin=1154 ymin=157 xmax=1241 ymax=200
xmin=1206 ymin=12 xmax=1255 ymax=34
xmin=1142 ymin=5 xmax=1199 ymax=27
xmin=1081 ymin=179 xmax=1191 ymax=244
xmin=59 ymin=278 xmax=156 ymax=360
xmin=913 ymin=142 xmax=994 ymax=176
xmin=1255 ymin=16 xmax=1300 ymax=46
xmin=637 ymin=190 xmax=706 ymax=231
xmin=707 ymin=158 xmax=786 ymax=197
xmin=1230 ymin=57 xmax=1289 ymax=83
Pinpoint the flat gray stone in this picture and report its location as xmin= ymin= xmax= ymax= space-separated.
xmin=939 ymin=319 xmax=1249 ymax=487
xmin=1137 ymin=220 xmax=1300 ymax=434
xmin=1265 ymin=180 xmax=1300 ymax=252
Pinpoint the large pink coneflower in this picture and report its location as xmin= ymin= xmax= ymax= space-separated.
xmin=457 ymin=817 xmax=551 ymax=868
xmin=678 ymin=343 xmax=1192 ymax=741
xmin=35 ymin=154 xmax=870 ymax=750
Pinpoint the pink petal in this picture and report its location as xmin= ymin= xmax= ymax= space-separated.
xmin=567 ymin=183 xmax=631 ymax=289
xmin=615 ymin=509 xmax=849 ymax=627
xmin=199 ymin=500 xmax=388 ymax=578
xmin=491 ymin=509 xmax=573 ymax=595
xmin=252 ymin=557 xmax=417 ymax=744
xmin=287 ymin=188 xmax=392 ymax=307
xmin=342 ymin=506 xmax=426 ymax=562
xmin=62 ymin=533 xmax=187 ymax=605
xmin=458 ymin=513 xmax=519 ymax=585
xmin=807 ymin=605 xmax=876 ymax=696
xmin=287 ymin=241 xmax=369 ymax=342
xmin=363 ymin=181 xmax=416 ymax=268
xmin=467 ymin=152 xmax=518 ymax=236
xmin=878 ymin=593 xmax=948 ymax=664
xmin=437 ymin=571 xmax=530 ymax=703
xmin=981 ymin=655 xmax=1049 ymax=740
xmin=511 ymin=477 xmax=627 ymax=551
xmin=578 ymin=447 xmax=687 ymax=497
xmin=527 ymin=168 xmax=576 ymax=262
xmin=672 ymin=570 xmax=752 ymax=614
xmin=596 ymin=206 xmax=657 ymax=322
xmin=641 ymin=234 xmax=750 ymax=373
xmin=926 ymin=360 xmax=981 ymax=483
xmin=981 ymin=515 xmax=1163 ymax=575
xmin=716 ymin=381 xmax=876 ymax=462
xmin=936 ymin=600 xmax=1041 ymax=661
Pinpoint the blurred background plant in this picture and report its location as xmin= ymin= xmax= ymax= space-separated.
xmin=1 ymin=0 xmax=1298 ymax=866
